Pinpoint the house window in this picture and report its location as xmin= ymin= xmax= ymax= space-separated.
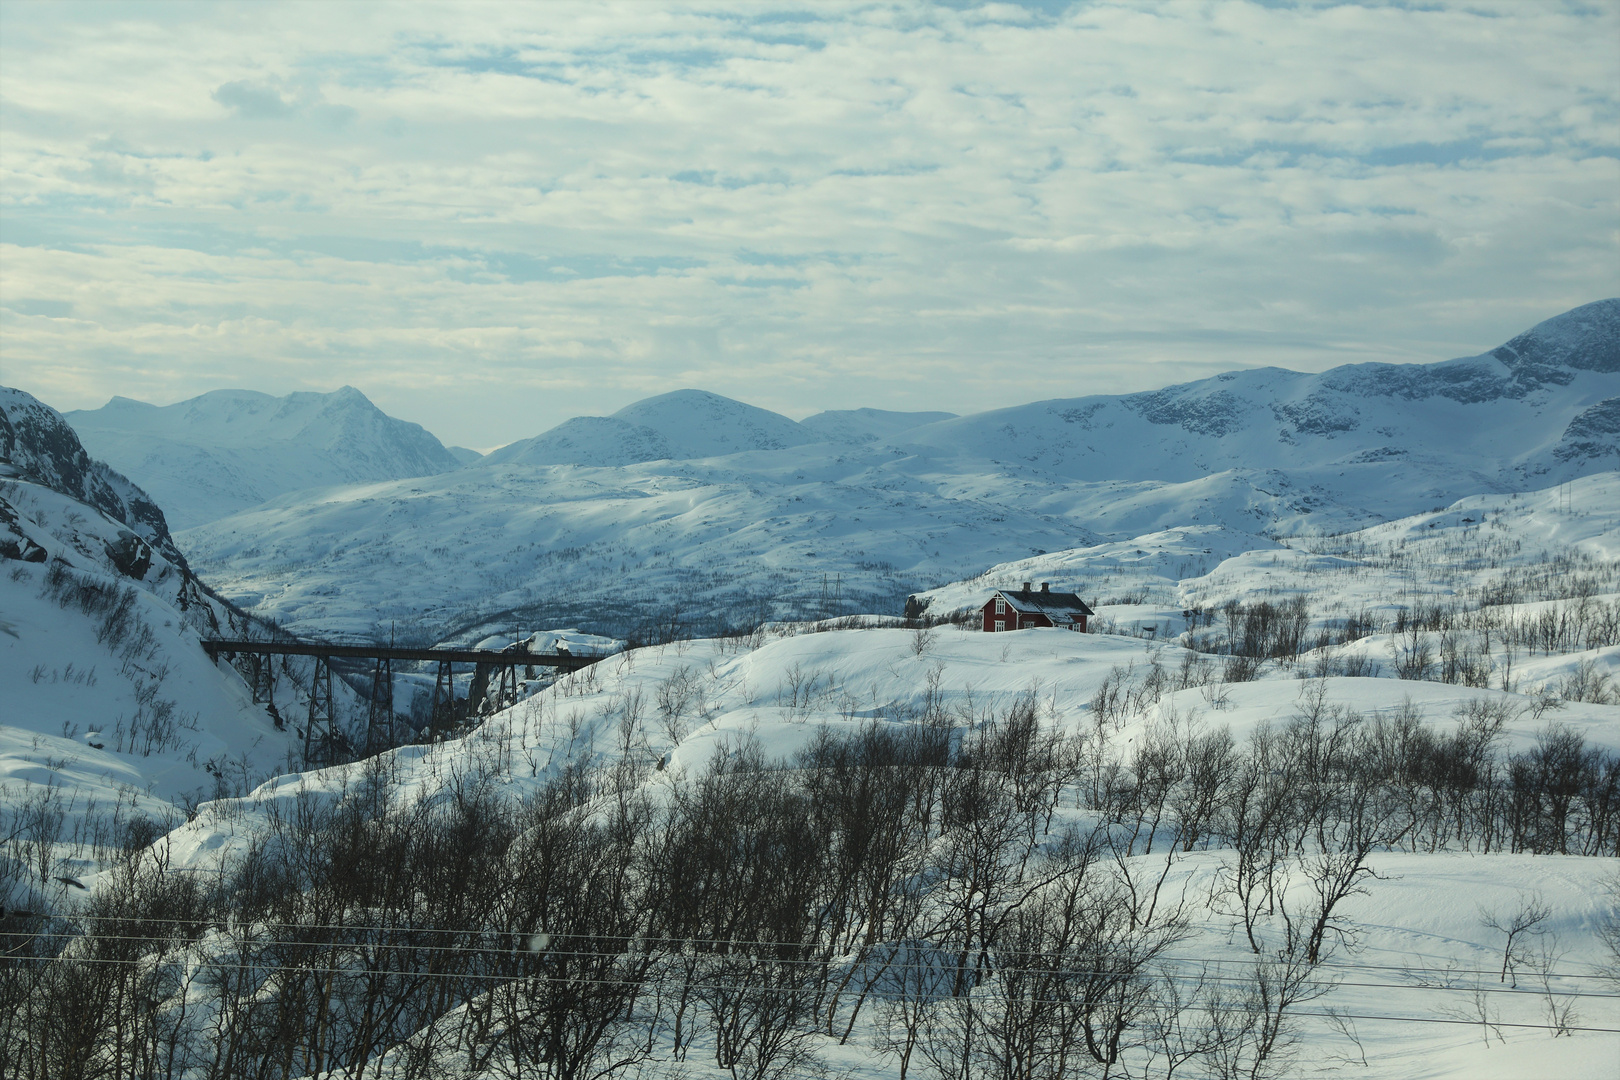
xmin=995 ymin=597 xmax=1006 ymax=615
xmin=994 ymin=620 xmax=1005 ymax=632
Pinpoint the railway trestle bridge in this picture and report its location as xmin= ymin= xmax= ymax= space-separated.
xmin=202 ymin=639 xmax=600 ymax=767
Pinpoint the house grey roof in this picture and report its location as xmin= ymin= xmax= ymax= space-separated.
xmin=990 ymin=586 xmax=1095 ymax=618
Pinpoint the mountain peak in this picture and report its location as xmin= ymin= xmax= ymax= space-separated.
xmin=103 ymin=395 xmax=158 ymax=411
xmin=64 ymin=387 xmax=462 ymax=529
xmin=610 ymin=388 xmax=737 ymax=414
xmin=1492 ymin=298 xmax=1620 ymax=374
xmin=488 ymin=388 xmax=816 ymax=468
xmin=611 ymin=389 xmax=813 ymax=456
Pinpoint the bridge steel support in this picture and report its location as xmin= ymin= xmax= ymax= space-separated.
xmin=366 ymin=657 xmax=394 ymax=755
xmin=495 ymin=662 xmax=520 ymax=713
xmin=430 ymin=659 xmax=456 ymax=740
xmin=201 ymin=638 xmax=597 ymax=759
xmin=305 ymin=654 xmax=336 ymax=768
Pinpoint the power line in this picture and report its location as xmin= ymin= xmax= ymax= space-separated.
xmin=8 ymin=953 xmax=1620 ymax=1035
xmin=6 ymin=932 xmax=1615 ymax=999
xmin=17 ymin=915 xmax=1617 ymax=982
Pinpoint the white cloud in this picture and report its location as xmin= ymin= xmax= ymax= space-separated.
xmin=0 ymin=0 xmax=1615 ymax=447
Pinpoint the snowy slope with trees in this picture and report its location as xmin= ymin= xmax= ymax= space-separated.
xmin=64 ymin=386 xmax=465 ymax=529
xmin=1 ymin=389 xmax=302 ymax=918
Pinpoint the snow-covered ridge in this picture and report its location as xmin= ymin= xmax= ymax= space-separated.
xmin=65 ymin=385 xmax=465 ymax=529
xmin=483 ymin=388 xmax=820 ymax=467
xmin=2 ymin=386 xmax=184 ymax=569
xmin=797 ymin=406 xmax=958 ymax=444
xmin=890 ymin=299 xmax=1620 ymax=487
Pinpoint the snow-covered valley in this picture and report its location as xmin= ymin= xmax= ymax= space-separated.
xmin=2 ymin=301 xmax=1617 ymax=1079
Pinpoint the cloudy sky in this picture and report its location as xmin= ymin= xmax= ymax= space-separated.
xmin=2 ymin=1 xmax=1616 ymax=450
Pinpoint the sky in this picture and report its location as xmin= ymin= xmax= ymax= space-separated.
xmin=1 ymin=1 xmax=1617 ymax=451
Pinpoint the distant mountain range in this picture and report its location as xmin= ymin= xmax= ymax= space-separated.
xmin=62 ymin=299 xmax=1618 ymax=544
xmin=65 ymin=386 xmax=467 ymax=529
xmin=482 ymin=392 xmax=957 ymax=467
xmin=141 ymin=300 xmax=1619 ymax=643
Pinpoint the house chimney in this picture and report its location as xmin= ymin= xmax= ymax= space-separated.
xmin=1023 ymin=581 xmax=1031 ymax=593
xmin=1041 ymin=582 xmax=1050 ymax=593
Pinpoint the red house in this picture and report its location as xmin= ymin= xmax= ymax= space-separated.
xmin=982 ymin=582 xmax=1094 ymax=632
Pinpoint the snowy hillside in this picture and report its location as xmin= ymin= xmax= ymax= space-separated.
xmin=913 ymin=473 xmax=1620 ymax=621
xmin=1 ymin=389 xmax=302 ymax=915
xmin=65 ymin=386 xmax=465 ymax=529
xmin=178 ymin=303 xmax=1620 ymax=643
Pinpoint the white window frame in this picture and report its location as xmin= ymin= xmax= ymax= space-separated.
xmin=994 ymin=619 xmax=1005 ymax=632
xmin=995 ymin=597 xmax=1006 ymax=615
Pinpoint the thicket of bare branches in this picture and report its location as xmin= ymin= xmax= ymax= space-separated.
xmin=3 ymin=669 xmax=1615 ymax=1080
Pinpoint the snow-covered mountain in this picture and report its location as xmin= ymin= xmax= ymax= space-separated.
xmin=179 ymin=450 xmax=1110 ymax=643
xmin=891 ymin=299 xmax=1619 ymax=514
xmin=179 ymin=302 xmax=1619 ymax=643
xmin=1 ymin=388 xmax=299 ymax=883
xmin=64 ymin=386 xmax=465 ymax=529
xmin=484 ymin=388 xmax=822 ymax=467
xmin=2 ymin=386 xmax=186 ymax=570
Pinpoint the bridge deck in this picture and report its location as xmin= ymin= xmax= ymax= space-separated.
xmin=201 ymin=639 xmax=599 ymax=670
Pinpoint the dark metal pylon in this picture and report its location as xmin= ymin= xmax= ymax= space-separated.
xmin=495 ymin=662 xmax=520 ymax=713
xmin=365 ymin=657 xmax=394 ymax=754
xmin=429 ymin=659 xmax=456 ymax=739
xmin=304 ymin=654 xmax=336 ymax=767
xmin=246 ymin=653 xmax=276 ymax=706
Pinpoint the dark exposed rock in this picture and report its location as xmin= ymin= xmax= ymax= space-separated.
xmin=105 ymin=531 xmax=153 ymax=580
xmin=1554 ymin=396 xmax=1620 ymax=463
xmin=1493 ymin=299 xmax=1620 ymax=374
xmin=0 ymin=538 xmax=48 ymax=563
xmin=1273 ymin=395 xmax=1360 ymax=435
xmin=1123 ymin=388 xmax=1252 ymax=437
